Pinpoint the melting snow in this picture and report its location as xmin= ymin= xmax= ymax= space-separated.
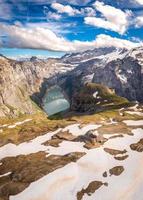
xmin=10 ymin=128 xmax=143 ymax=200
xmin=125 ymin=111 xmax=143 ymax=116
xmin=62 ymin=124 xmax=101 ymax=136
xmin=0 ymin=124 xmax=101 ymax=160
xmin=123 ymin=120 xmax=143 ymax=126
xmin=47 ymin=141 xmax=87 ymax=156
xmin=93 ymin=91 xmax=98 ymax=98
xmin=0 ymin=172 xmax=11 ymax=178
xmin=0 ymin=124 xmax=8 ymax=128
xmin=0 ymin=129 xmax=61 ymax=160
xmin=117 ymin=73 xmax=127 ymax=84
xmin=8 ymin=119 xmax=32 ymax=129
xmin=127 ymin=69 xmax=132 ymax=74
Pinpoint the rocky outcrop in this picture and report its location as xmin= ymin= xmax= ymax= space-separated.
xmin=70 ymin=82 xmax=129 ymax=113
xmin=93 ymin=57 xmax=143 ymax=102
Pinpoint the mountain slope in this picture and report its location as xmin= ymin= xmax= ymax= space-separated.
xmin=71 ymin=82 xmax=129 ymax=113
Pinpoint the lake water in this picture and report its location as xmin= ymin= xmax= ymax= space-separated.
xmin=42 ymin=86 xmax=70 ymax=116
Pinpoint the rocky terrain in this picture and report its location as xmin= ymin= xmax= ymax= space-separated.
xmin=0 ymin=46 xmax=143 ymax=117
xmin=0 ymin=102 xmax=143 ymax=200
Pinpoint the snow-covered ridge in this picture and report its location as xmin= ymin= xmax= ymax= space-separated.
xmin=124 ymin=46 xmax=143 ymax=66
xmin=62 ymin=46 xmax=143 ymax=66
xmin=62 ymin=47 xmax=128 ymax=64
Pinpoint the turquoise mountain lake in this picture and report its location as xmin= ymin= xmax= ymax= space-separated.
xmin=42 ymin=86 xmax=70 ymax=116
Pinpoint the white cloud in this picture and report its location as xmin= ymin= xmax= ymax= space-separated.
xmin=51 ymin=3 xmax=80 ymax=16
xmin=135 ymin=16 xmax=143 ymax=27
xmin=51 ymin=3 xmax=96 ymax=17
xmin=95 ymin=34 xmax=141 ymax=49
xmin=0 ymin=24 xmax=141 ymax=52
xmin=80 ymin=7 xmax=96 ymax=17
xmin=85 ymin=17 xmax=122 ymax=33
xmin=25 ymin=22 xmax=74 ymax=35
xmin=85 ymin=1 xmax=131 ymax=34
xmin=135 ymin=0 xmax=143 ymax=5
xmin=67 ymin=0 xmax=91 ymax=5
xmin=44 ymin=6 xmax=62 ymax=20
xmin=46 ymin=11 xmax=62 ymax=20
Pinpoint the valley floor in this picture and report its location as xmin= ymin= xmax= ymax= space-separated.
xmin=0 ymin=104 xmax=143 ymax=200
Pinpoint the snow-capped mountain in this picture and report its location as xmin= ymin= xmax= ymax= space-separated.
xmin=55 ymin=46 xmax=143 ymax=103
xmin=61 ymin=47 xmax=127 ymax=64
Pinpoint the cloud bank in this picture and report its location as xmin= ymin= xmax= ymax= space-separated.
xmin=0 ymin=24 xmax=141 ymax=52
xmin=85 ymin=1 xmax=131 ymax=34
xmin=135 ymin=0 xmax=143 ymax=5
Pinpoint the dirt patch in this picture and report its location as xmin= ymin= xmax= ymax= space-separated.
xmin=109 ymin=134 xmax=124 ymax=139
xmin=104 ymin=148 xmax=127 ymax=156
xmin=0 ymin=151 xmax=85 ymax=200
xmin=114 ymin=155 xmax=129 ymax=161
xmin=43 ymin=131 xmax=76 ymax=147
xmin=103 ymin=171 xmax=108 ymax=177
xmin=84 ymin=142 xmax=101 ymax=149
xmin=98 ymin=123 xmax=131 ymax=135
xmin=77 ymin=181 xmax=107 ymax=200
xmin=130 ymin=138 xmax=143 ymax=152
xmin=43 ymin=138 xmax=62 ymax=147
xmin=53 ymin=131 xmax=76 ymax=141
xmin=109 ymin=166 xmax=124 ymax=176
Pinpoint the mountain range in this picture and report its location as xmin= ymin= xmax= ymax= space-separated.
xmin=0 ymin=46 xmax=143 ymax=117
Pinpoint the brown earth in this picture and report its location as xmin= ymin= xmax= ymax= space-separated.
xmin=104 ymin=148 xmax=127 ymax=156
xmin=0 ymin=151 xmax=85 ymax=200
xmin=77 ymin=181 xmax=107 ymax=200
xmin=109 ymin=134 xmax=124 ymax=139
xmin=130 ymin=138 xmax=143 ymax=152
xmin=52 ymin=131 xmax=76 ymax=141
xmin=109 ymin=166 xmax=124 ymax=176
xmin=114 ymin=155 xmax=129 ymax=161
xmin=43 ymin=138 xmax=62 ymax=147
xmin=98 ymin=123 xmax=132 ymax=135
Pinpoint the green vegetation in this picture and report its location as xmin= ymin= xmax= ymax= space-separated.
xmin=72 ymin=82 xmax=130 ymax=113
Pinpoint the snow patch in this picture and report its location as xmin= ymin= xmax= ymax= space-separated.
xmin=0 ymin=172 xmax=11 ymax=178
xmin=117 ymin=73 xmax=127 ymax=84
xmin=93 ymin=91 xmax=98 ymax=98
xmin=10 ymin=128 xmax=143 ymax=200
xmin=62 ymin=124 xmax=101 ymax=136
xmin=123 ymin=120 xmax=143 ymax=126
xmin=8 ymin=119 xmax=32 ymax=129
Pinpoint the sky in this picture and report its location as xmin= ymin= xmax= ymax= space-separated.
xmin=0 ymin=0 xmax=143 ymax=59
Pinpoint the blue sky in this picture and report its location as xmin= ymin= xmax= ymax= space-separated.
xmin=0 ymin=0 xmax=143 ymax=59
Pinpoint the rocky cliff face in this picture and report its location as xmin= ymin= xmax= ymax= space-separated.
xmin=0 ymin=56 xmax=76 ymax=117
xmin=93 ymin=57 xmax=143 ymax=102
